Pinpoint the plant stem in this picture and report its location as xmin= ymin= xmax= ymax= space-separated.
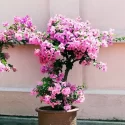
xmin=63 ymin=68 xmax=70 ymax=82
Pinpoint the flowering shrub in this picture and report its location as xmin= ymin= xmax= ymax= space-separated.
xmin=0 ymin=15 xmax=37 ymax=72
xmin=31 ymin=15 xmax=114 ymax=111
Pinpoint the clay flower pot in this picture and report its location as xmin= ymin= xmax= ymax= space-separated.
xmin=36 ymin=106 xmax=79 ymax=125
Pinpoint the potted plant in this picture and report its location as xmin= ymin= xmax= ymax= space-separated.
xmin=31 ymin=15 xmax=114 ymax=125
xmin=0 ymin=14 xmax=125 ymax=125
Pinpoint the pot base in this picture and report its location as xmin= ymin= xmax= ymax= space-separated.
xmin=36 ymin=106 xmax=79 ymax=125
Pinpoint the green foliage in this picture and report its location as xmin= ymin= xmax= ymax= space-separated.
xmin=1 ymin=59 xmax=7 ymax=65
xmin=36 ymin=77 xmax=52 ymax=97
xmin=53 ymin=59 xmax=64 ymax=74
xmin=114 ymin=37 xmax=125 ymax=42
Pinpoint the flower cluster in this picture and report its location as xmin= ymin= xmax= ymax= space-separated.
xmin=32 ymin=15 xmax=114 ymax=111
xmin=0 ymin=15 xmax=40 ymax=72
xmin=31 ymin=76 xmax=85 ymax=111
xmin=34 ymin=15 xmax=114 ymax=75
xmin=46 ymin=15 xmax=114 ymax=69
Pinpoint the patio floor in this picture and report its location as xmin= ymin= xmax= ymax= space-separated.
xmin=0 ymin=116 xmax=125 ymax=125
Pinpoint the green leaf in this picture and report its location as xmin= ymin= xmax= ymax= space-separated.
xmin=8 ymin=64 xmax=13 ymax=68
xmin=1 ymin=59 xmax=7 ymax=65
xmin=54 ymin=45 xmax=58 ymax=50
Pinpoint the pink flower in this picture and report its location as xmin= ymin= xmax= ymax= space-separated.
xmin=58 ymin=43 xmax=65 ymax=52
xmin=43 ymin=95 xmax=51 ymax=104
xmin=2 ymin=22 xmax=9 ymax=27
xmin=77 ymin=90 xmax=84 ymax=95
xmin=37 ymin=81 xmax=43 ymax=86
xmin=56 ymin=73 xmax=64 ymax=82
xmin=55 ymin=50 xmax=61 ymax=57
xmin=61 ymin=82 xmax=66 ymax=87
xmin=14 ymin=16 xmax=21 ymax=23
xmin=40 ymin=65 xmax=49 ymax=74
xmin=55 ymin=83 xmax=61 ymax=91
xmin=109 ymin=28 xmax=114 ymax=35
xmin=24 ymin=30 xmax=29 ymax=39
xmin=101 ymin=40 xmax=108 ymax=47
xmin=52 ymin=89 xmax=60 ymax=95
xmin=53 ymin=83 xmax=61 ymax=94
xmin=64 ymin=104 xmax=71 ymax=111
xmin=0 ymin=62 xmax=6 ymax=72
xmin=95 ymin=62 xmax=107 ymax=72
xmin=30 ymin=89 xmax=37 ymax=96
xmin=40 ymin=96 xmax=43 ymax=102
xmin=75 ymin=95 xmax=85 ymax=103
xmin=15 ymin=33 xmax=22 ymax=41
xmin=70 ymin=85 xmax=77 ymax=91
xmin=48 ymin=87 xmax=53 ymax=91
xmin=34 ymin=49 xmax=40 ymax=56
xmin=29 ymin=36 xmax=40 ymax=45
xmin=12 ymin=67 xmax=17 ymax=72
xmin=4 ymin=53 xmax=10 ymax=59
xmin=62 ymin=87 xmax=71 ymax=96
xmin=49 ymin=74 xmax=57 ymax=79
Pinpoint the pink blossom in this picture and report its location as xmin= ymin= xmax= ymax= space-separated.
xmin=48 ymin=87 xmax=53 ymax=91
xmin=34 ymin=49 xmax=40 ymax=56
xmin=49 ymin=74 xmax=57 ymax=79
xmin=15 ymin=33 xmax=22 ymax=41
xmin=101 ymin=40 xmax=108 ymax=47
xmin=62 ymin=87 xmax=71 ymax=96
xmin=77 ymin=90 xmax=84 ymax=95
xmin=64 ymin=104 xmax=71 ymax=111
xmin=14 ymin=16 xmax=21 ymax=23
xmin=81 ymin=60 xmax=90 ymax=66
xmin=4 ymin=53 xmax=10 ymax=60
xmin=49 ymin=84 xmax=61 ymax=96
xmin=58 ymin=43 xmax=65 ymax=52
xmin=61 ymin=82 xmax=66 ymax=87
xmin=40 ymin=96 xmax=43 ymax=102
xmin=55 ymin=83 xmax=61 ymax=92
xmin=4 ymin=66 xmax=10 ymax=72
xmin=95 ymin=62 xmax=107 ymax=72
xmin=70 ymin=85 xmax=77 ymax=91
xmin=37 ymin=81 xmax=43 ymax=86
xmin=0 ymin=62 xmax=6 ymax=72
xmin=52 ymin=87 xmax=60 ymax=95
xmin=24 ymin=30 xmax=30 ymax=39
xmin=109 ymin=29 xmax=114 ymax=35
xmin=29 ymin=36 xmax=40 ymax=45
xmin=0 ymin=32 xmax=6 ymax=42
xmin=2 ymin=22 xmax=9 ymax=27
xmin=30 ymin=89 xmax=37 ymax=96
xmin=43 ymin=95 xmax=51 ymax=104
xmin=12 ymin=67 xmax=17 ymax=72
xmin=75 ymin=95 xmax=85 ymax=103
xmin=56 ymin=73 xmax=64 ymax=82
xmin=40 ymin=65 xmax=49 ymax=74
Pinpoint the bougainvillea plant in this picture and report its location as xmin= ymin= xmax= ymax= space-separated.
xmin=0 ymin=15 xmax=38 ymax=72
xmin=2 ymin=15 xmax=124 ymax=111
xmin=31 ymin=15 xmax=115 ymax=111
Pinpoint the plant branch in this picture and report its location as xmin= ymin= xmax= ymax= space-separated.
xmin=63 ymin=68 xmax=70 ymax=82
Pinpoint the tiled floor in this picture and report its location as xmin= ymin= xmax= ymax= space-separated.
xmin=0 ymin=116 xmax=38 ymax=125
xmin=0 ymin=116 xmax=125 ymax=125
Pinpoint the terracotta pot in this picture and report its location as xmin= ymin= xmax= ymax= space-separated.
xmin=36 ymin=106 xmax=79 ymax=125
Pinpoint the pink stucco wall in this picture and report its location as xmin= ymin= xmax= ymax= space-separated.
xmin=0 ymin=0 xmax=125 ymax=120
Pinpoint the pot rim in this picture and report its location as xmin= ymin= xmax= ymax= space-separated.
xmin=36 ymin=106 xmax=79 ymax=113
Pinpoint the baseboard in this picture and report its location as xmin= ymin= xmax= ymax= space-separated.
xmin=0 ymin=116 xmax=125 ymax=125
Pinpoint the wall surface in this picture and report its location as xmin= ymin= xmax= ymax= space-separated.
xmin=0 ymin=0 xmax=125 ymax=120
